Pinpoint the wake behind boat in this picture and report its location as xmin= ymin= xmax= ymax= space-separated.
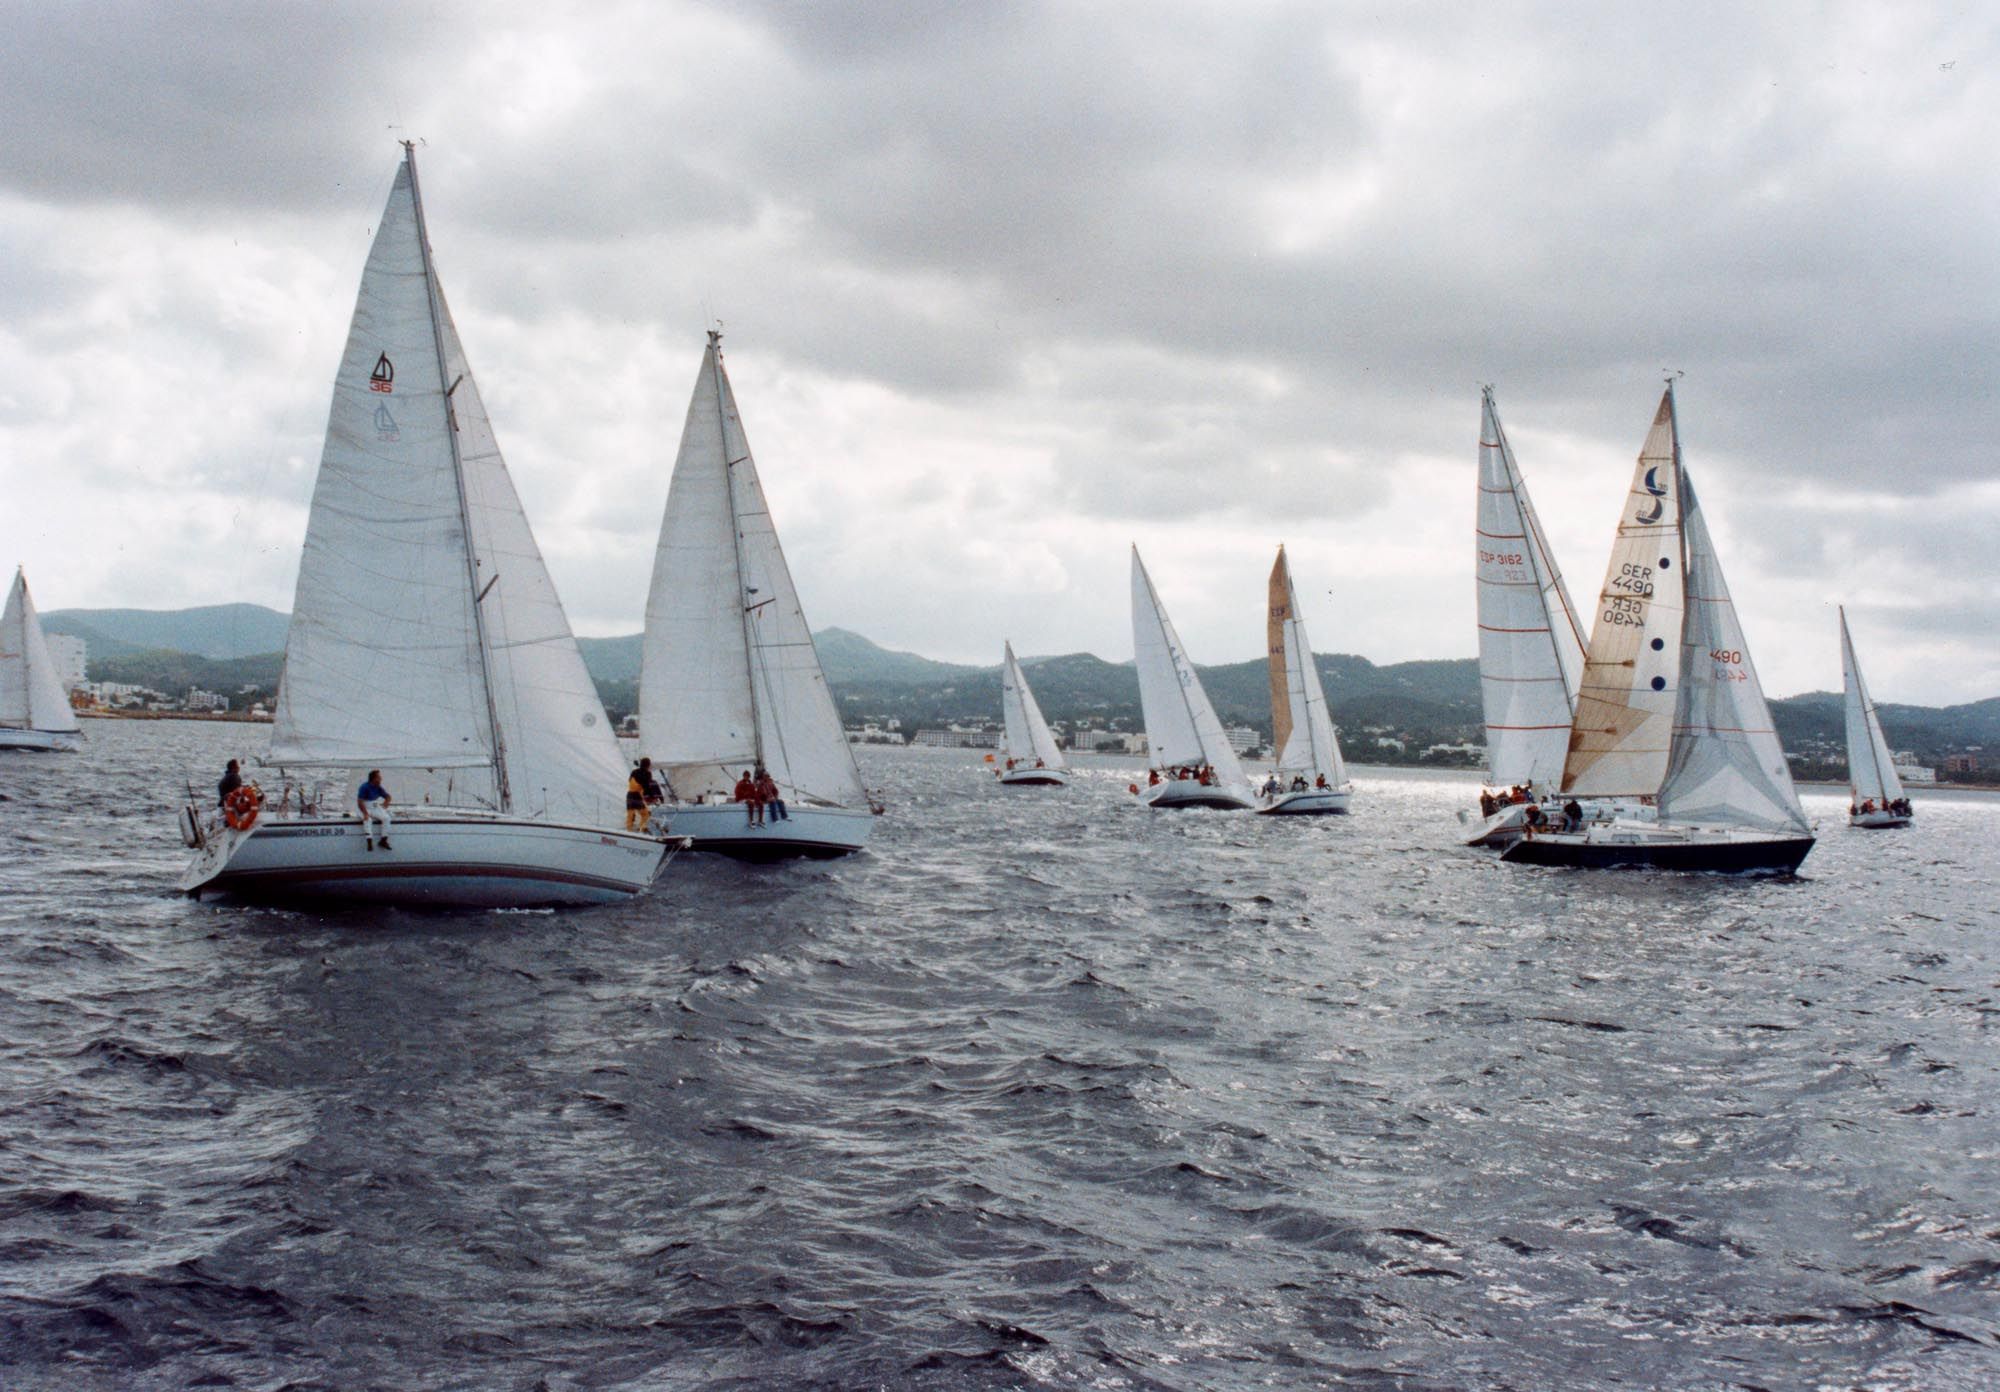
xmin=1840 ymin=607 xmax=1913 ymax=829
xmin=179 ymin=144 xmax=677 ymax=907
xmin=1498 ymin=383 xmax=1814 ymax=874
xmin=638 ymin=332 xmax=876 ymax=858
xmin=1131 ymin=548 xmax=1254 ymax=811
xmin=996 ymin=641 xmax=1068 ymax=786
xmin=0 ymin=567 xmax=82 ymax=754
xmin=1255 ymin=546 xmax=1351 ymax=815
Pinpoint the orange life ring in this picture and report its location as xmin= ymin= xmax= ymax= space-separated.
xmin=223 ymin=784 xmax=263 ymax=831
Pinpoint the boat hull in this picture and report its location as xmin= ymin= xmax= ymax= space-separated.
xmin=1849 ymin=810 xmax=1912 ymax=829
xmin=1256 ymin=787 xmax=1352 ymax=816
xmin=0 ymin=727 xmax=83 ymax=752
xmin=1141 ymin=777 xmax=1255 ymax=811
xmin=999 ymin=767 xmax=1068 ymax=787
xmin=180 ymin=814 xmax=675 ymax=907
xmin=1500 ymin=823 xmax=1815 ymax=874
xmin=659 ymin=801 xmax=873 ymax=859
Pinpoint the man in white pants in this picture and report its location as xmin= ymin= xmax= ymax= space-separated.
xmin=357 ymin=769 xmax=393 ymax=851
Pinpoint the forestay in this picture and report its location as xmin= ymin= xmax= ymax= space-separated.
xmin=641 ymin=334 xmax=865 ymax=808
xmin=0 ymin=569 xmax=79 ymax=733
xmin=1656 ymin=469 xmax=1811 ymax=834
xmin=1131 ymin=547 xmax=1247 ymax=787
xmin=1475 ymin=388 xmax=1584 ymax=789
xmin=1839 ymin=607 xmax=1904 ymax=807
xmin=1272 ymin=554 xmax=1346 ymax=784
xmin=1001 ymin=642 xmax=1065 ymax=768
xmin=1561 ymin=389 xmax=1686 ymax=799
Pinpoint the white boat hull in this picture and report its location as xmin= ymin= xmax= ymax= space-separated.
xmin=1256 ymin=786 xmax=1352 ymax=816
xmin=1141 ymin=777 xmax=1255 ymax=811
xmin=0 ymin=727 xmax=83 ymax=752
xmin=1849 ymin=809 xmax=1912 ymax=829
xmin=180 ymin=813 xmax=676 ymax=907
xmin=998 ymin=767 xmax=1068 ymax=787
xmin=659 ymin=801 xmax=874 ymax=859
xmin=1499 ymin=819 xmax=1814 ymax=873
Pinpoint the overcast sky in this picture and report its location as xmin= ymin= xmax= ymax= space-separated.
xmin=2 ymin=2 xmax=1993 ymax=703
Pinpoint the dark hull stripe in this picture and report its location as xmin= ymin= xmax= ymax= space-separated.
xmin=1501 ymin=835 xmax=1815 ymax=874
xmin=687 ymin=837 xmax=863 ymax=862
xmin=212 ymin=860 xmax=653 ymax=895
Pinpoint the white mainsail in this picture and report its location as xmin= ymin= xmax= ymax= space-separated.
xmin=1476 ymin=388 xmax=1585 ymax=789
xmin=271 ymin=147 xmax=623 ymax=822
xmin=1560 ymin=389 xmax=1686 ymax=799
xmin=1656 ymin=468 xmax=1811 ymax=834
xmin=1000 ymin=642 xmax=1065 ymax=769
xmin=1839 ymin=607 xmax=1904 ymax=808
xmin=641 ymin=333 xmax=866 ymax=809
xmin=1271 ymin=550 xmax=1347 ymax=785
xmin=1 ymin=568 xmax=79 ymax=734
xmin=1130 ymin=547 xmax=1248 ymax=786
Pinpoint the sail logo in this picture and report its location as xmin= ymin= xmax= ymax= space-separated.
xmin=1634 ymin=466 xmax=1667 ymax=525
xmin=373 ymin=404 xmax=399 ymax=442
xmin=368 ymin=353 xmax=395 ymax=394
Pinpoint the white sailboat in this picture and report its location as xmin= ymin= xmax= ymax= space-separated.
xmin=1256 ymin=546 xmax=1351 ymax=815
xmin=1502 ymin=383 xmax=1815 ymax=873
xmin=0 ymin=567 xmax=83 ymax=753
xmin=996 ymin=641 xmax=1067 ymax=785
xmin=1130 ymin=547 xmax=1254 ymax=810
xmin=639 ymin=331 xmax=875 ymax=858
xmin=1466 ymin=387 xmax=1588 ymax=846
xmin=1840 ymin=607 xmax=1912 ymax=828
xmin=179 ymin=145 xmax=677 ymax=907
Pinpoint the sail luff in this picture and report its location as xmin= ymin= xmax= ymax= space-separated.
xmin=1559 ymin=388 xmax=1687 ymax=798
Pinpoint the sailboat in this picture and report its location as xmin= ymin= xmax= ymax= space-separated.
xmin=0 ymin=567 xmax=83 ymax=753
xmin=996 ymin=641 xmax=1067 ymax=785
xmin=1255 ymin=546 xmax=1351 ymax=814
xmin=1501 ymin=383 xmax=1815 ymax=873
xmin=1130 ymin=547 xmax=1254 ymax=810
xmin=1465 ymin=387 xmax=1588 ymax=846
xmin=638 ymin=331 xmax=875 ymax=858
xmin=1840 ymin=607 xmax=1912 ymax=828
xmin=178 ymin=145 xmax=678 ymax=907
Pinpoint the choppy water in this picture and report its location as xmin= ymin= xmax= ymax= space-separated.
xmin=2 ymin=719 xmax=1998 ymax=1390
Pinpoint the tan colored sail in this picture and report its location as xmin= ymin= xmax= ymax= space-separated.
xmin=1560 ymin=389 xmax=1687 ymax=798
xmin=1267 ymin=545 xmax=1292 ymax=758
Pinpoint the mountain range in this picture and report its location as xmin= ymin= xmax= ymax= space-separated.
xmin=40 ymin=604 xmax=2000 ymax=752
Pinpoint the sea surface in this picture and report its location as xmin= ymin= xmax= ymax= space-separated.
xmin=2 ymin=720 xmax=1998 ymax=1391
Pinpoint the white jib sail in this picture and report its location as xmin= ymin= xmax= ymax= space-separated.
xmin=1657 ymin=466 xmax=1811 ymax=834
xmin=433 ymin=284 xmax=626 ymax=823
xmin=1560 ymin=388 xmax=1687 ymax=799
xmin=641 ymin=333 xmax=864 ymax=808
xmin=1839 ymin=607 xmax=1904 ymax=807
xmin=1130 ymin=547 xmax=1248 ymax=786
xmin=0 ymin=569 xmax=79 ymax=733
xmin=1476 ymin=388 xmax=1585 ymax=789
xmin=273 ymin=154 xmax=496 ymax=774
xmin=1001 ymin=641 xmax=1065 ymax=768
xmin=1272 ymin=556 xmax=1346 ymax=785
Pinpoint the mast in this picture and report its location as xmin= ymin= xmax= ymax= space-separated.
xmin=713 ymin=331 xmax=767 ymax=773
xmin=404 ymin=140 xmax=510 ymax=809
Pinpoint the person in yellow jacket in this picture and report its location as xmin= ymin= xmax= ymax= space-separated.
xmin=626 ymin=758 xmax=664 ymax=831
